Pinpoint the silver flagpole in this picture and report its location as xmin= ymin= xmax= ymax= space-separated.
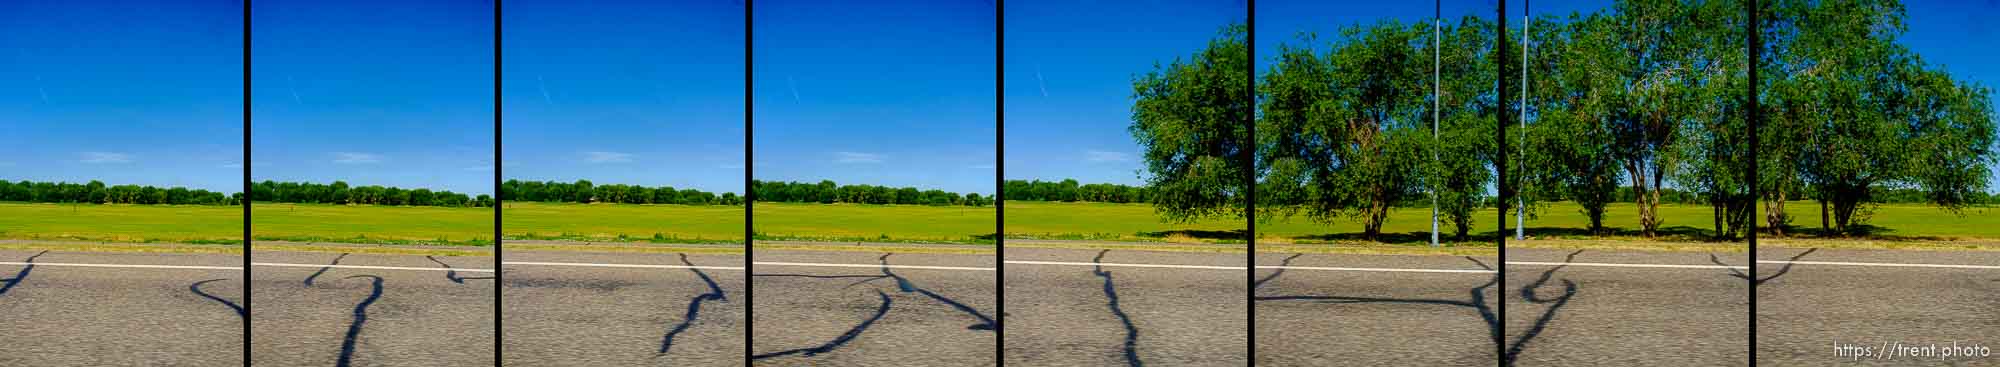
xmin=1518 ymin=0 xmax=1527 ymax=241
xmin=1431 ymin=0 xmax=1441 ymax=247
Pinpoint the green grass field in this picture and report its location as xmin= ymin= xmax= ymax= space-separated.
xmin=0 ymin=202 xmax=241 ymax=244
xmin=252 ymin=202 xmax=492 ymax=246
xmin=503 ymin=201 xmax=743 ymax=243
xmin=1004 ymin=201 xmax=1245 ymax=243
xmin=1759 ymin=201 xmax=2000 ymax=240
xmin=753 ymin=202 xmax=995 ymax=244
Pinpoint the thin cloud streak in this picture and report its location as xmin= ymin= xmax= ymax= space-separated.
xmin=80 ymin=152 xmax=132 ymax=164
xmin=538 ymin=75 xmax=555 ymax=106
xmin=332 ymin=152 xmax=383 ymax=164
xmin=36 ymin=75 xmax=49 ymax=103
xmin=787 ymin=75 xmax=801 ymax=102
xmin=1035 ymin=64 xmax=1049 ymax=98
xmin=1085 ymin=150 xmax=1131 ymax=163
xmin=583 ymin=151 xmax=633 ymax=163
xmin=834 ymin=151 xmax=883 ymax=164
xmin=288 ymin=75 xmax=302 ymax=104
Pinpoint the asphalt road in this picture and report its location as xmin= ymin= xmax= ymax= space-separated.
xmin=0 ymin=249 xmax=244 ymax=366
xmin=502 ymin=250 xmax=744 ymax=366
xmin=1502 ymin=248 xmax=1750 ymax=366
xmin=1254 ymin=251 xmax=1500 ymax=366
xmin=751 ymin=248 xmax=997 ymax=366
xmin=251 ymin=250 xmax=496 ymax=366
xmin=1004 ymin=246 xmax=1248 ymax=366
xmin=1754 ymin=247 xmax=2000 ymax=366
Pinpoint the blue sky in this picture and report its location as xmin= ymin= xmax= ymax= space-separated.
xmin=503 ymin=0 xmax=744 ymax=194
xmin=1900 ymin=0 xmax=2000 ymax=193
xmin=1004 ymin=0 xmax=1245 ymax=186
xmin=752 ymin=0 xmax=995 ymax=195
xmin=0 ymin=1 xmax=243 ymax=193
xmin=1256 ymin=0 xmax=1497 ymax=74
xmin=251 ymin=0 xmax=494 ymax=195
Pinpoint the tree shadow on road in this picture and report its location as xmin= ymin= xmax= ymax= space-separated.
xmin=1254 ymin=251 xmax=1579 ymax=366
xmin=425 ymin=255 xmax=494 ymax=283
xmin=657 ymin=253 xmax=728 ymax=355
xmin=191 ymin=278 xmax=246 ymax=319
xmin=1090 ymin=249 xmax=1143 ymax=367
xmin=0 ymin=250 xmax=48 ymax=297
xmin=747 ymin=252 xmax=993 ymax=362
xmin=1711 ymin=247 xmax=1817 ymax=285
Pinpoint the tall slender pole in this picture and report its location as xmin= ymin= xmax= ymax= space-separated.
xmin=1517 ymin=0 xmax=1527 ymax=241
xmin=1430 ymin=0 xmax=1441 ymax=247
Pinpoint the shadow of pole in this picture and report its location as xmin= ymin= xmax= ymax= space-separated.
xmin=1092 ymin=249 xmax=1144 ymax=367
xmin=1713 ymin=248 xmax=1817 ymax=285
xmin=658 ymin=253 xmax=728 ymax=354
xmin=1252 ymin=253 xmax=1578 ymax=367
xmin=426 ymin=255 xmax=494 ymax=283
xmin=337 ymin=275 xmax=384 ymax=367
xmin=0 ymin=250 xmax=48 ymax=297
xmin=304 ymin=253 xmax=348 ymax=287
xmin=749 ymin=290 xmax=892 ymax=360
xmin=877 ymin=253 xmax=997 ymax=331
xmin=191 ymin=278 xmax=247 ymax=319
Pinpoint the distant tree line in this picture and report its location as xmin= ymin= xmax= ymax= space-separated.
xmin=751 ymin=180 xmax=990 ymax=207
xmin=253 ymin=181 xmax=492 ymax=207
xmin=0 ymin=180 xmax=240 ymax=205
xmin=500 ymin=179 xmax=740 ymax=206
xmin=1000 ymin=179 xmax=1154 ymax=204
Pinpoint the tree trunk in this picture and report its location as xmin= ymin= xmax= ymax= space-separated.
xmin=1819 ymin=199 xmax=1829 ymax=236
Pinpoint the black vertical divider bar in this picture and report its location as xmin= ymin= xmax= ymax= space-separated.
xmin=994 ymin=1 xmax=1006 ymax=365
xmin=242 ymin=1 xmax=254 ymax=364
xmin=1495 ymin=1 xmax=1511 ymax=365
xmin=1243 ymin=0 xmax=1257 ymax=363
xmin=492 ymin=0 xmax=505 ymax=364
xmin=1746 ymin=0 xmax=1760 ymax=363
xmin=743 ymin=0 xmax=756 ymax=364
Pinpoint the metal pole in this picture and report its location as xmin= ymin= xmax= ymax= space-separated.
xmin=1431 ymin=0 xmax=1441 ymax=247
xmin=1517 ymin=0 xmax=1527 ymax=241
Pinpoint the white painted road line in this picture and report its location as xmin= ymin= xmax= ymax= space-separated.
xmin=1759 ymin=260 xmax=2000 ymax=270
xmin=754 ymin=261 xmax=994 ymax=271
xmin=1012 ymin=260 xmax=1243 ymax=270
xmin=0 ymin=262 xmax=239 ymax=271
xmin=504 ymin=261 xmax=744 ymax=271
xmin=1256 ymin=265 xmax=1495 ymax=274
xmin=1508 ymin=261 xmax=1749 ymax=270
xmin=251 ymin=262 xmax=495 ymax=272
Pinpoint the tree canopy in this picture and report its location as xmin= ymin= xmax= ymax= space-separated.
xmin=253 ymin=181 xmax=491 ymax=208
xmin=1258 ymin=17 xmax=1497 ymax=241
xmin=0 ymin=180 xmax=240 ymax=205
xmin=1130 ymin=23 xmax=1252 ymax=223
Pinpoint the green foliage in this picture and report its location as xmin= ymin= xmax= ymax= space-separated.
xmin=500 ymin=179 xmax=738 ymax=206
xmin=1760 ymin=0 xmax=1997 ymax=235
xmin=254 ymin=180 xmax=488 ymax=208
xmin=749 ymin=180 xmax=989 ymax=207
xmin=0 ymin=180 xmax=239 ymax=205
xmin=1130 ymin=23 xmax=1251 ymax=223
xmin=1257 ymin=17 xmax=1494 ymax=240
xmin=1001 ymin=179 xmax=1151 ymax=203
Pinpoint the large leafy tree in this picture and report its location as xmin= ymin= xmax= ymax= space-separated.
xmin=1130 ymin=24 xmax=1252 ymax=223
xmin=1763 ymin=0 xmax=1995 ymax=236
xmin=1258 ymin=18 xmax=1494 ymax=241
